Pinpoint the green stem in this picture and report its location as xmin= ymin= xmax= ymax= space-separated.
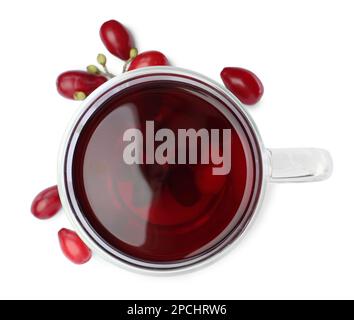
xmin=103 ymin=65 xmax=115 ymax=78
xmin=122 ymin=58 xmax=133 ymax=73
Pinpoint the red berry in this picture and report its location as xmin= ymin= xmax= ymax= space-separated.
xmin=58 ymin=228 xmax=92 ymax=265
xmin=31 ymin=186 xmax=61 ymax=219
xmin=220 ymin=67 xmax=264 ymax=105
xmin=128 ymin=51 xmax=169 ymax=71
xmin=56 ymin=71 xmax=107 ymax=100
xmin=100 ymin=20 xmax=133 ymax=60
xmin=195 ymin=165 xmax=227 ymax=194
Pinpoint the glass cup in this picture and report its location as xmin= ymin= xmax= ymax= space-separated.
xmin=58 ymin=67 xmax=332 ymax=272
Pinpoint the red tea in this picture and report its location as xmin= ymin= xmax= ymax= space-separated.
xmin=72 ymin=81 xmax=262 ymax=263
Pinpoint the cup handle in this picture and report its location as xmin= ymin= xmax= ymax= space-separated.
xmin=267 ymin=148 xmax=333 ymax=183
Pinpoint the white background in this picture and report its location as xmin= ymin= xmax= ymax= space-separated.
xmin=0 ymin=0 xmax=353 ymax=300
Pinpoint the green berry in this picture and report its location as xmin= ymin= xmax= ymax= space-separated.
xmin=97 ymin=53 xmax=107 ymax=66
xmin=129 ymin=48 xmax=138 ymax=59
xmin=87 ymin=65 xmax=100 ymax=74
xmin=73 ymin=91 xmax=86 ymax=100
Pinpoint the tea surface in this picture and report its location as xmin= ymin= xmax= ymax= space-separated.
xmin=72 ymin=81 xmax=259 ymax=262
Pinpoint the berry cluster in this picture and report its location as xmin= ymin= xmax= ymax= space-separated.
xmin=56 ymin=20 xmax=169 ymax=101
